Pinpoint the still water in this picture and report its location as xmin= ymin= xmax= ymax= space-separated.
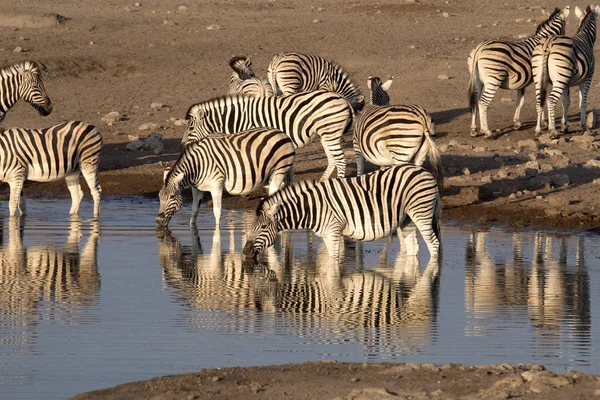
xmin=0 ymin=199 xmax=598 ymax=399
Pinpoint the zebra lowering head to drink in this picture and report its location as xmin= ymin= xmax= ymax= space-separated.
xmin=353 ymin=77 xmax=443 ymax=189
xmin=228 ymin=56 xmax=274 ymax=97
xmin=243 ymin=164 xmax=441 ymax=263
xmin=468 ymin=7 xmax=570 ymax=138
xmin=0 ymin=121 xmax=102 ymax=217
xmin=0 ymin=61 xmax=53 ymax=124
xmin=267 ymin=52 xmax=364 ymax=112
xmin=533 ymin=6 xmax=599 ymax=139
xmin=182 ymin=91 xmax=353 ymax=181
xmin=156 ymin=127 xmax=295 ymax=229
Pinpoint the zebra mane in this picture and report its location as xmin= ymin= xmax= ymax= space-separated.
xmin=534 ymin=8 xmax=562 ymax=35
xmin=578 ymin=6 xmax=596 ymax=31
xmin=185 ymin=95 xmax=248 ymax=120
xmin=0 ymin=61 xmax=40 ymax=77
xmin=256 ymin=179 xmax=318 ymax=215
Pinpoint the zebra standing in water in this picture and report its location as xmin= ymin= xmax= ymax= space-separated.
xmin=267 ymin=52 xmax=364 ymax=112
xmin=183 ymin=91 xmax=353 ymax=181
xmin=0 ymin=61 xmax=53 ymax=123
xmin=0 ymin=121 xmax=102 ymax=217
xmin=533 ymin=6 xmax=600 ymax=138
xmin=228 ymin=56 xmax=274 ymax=97
xmin=353 ymin=77 xmax=443 ymax=188
xmin=468 ymin=7 xmax=570 ymax=138
xmin=157 ymin=127 xmax=295 ymax=228
xmin=243 ymin=164 xmax=441 ymax=263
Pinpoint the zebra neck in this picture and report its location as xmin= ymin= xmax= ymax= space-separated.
xmin=0 ymin=69 xmax=20 ymax=113
xmin=576 ymin=22 xmax=597 ymax=45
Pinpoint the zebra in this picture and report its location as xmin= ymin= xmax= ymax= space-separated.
xmin=0 ymin=61 xmax=53 ymax=124
xmin=533 ymin=6 xmax=599 ymax=138
xmin=468 ymin=7 xmax=570 ymax=138
xmin=182 ymin=90 xmax=353 ymax=181
xmin=0 ymin=121 xmax=102 ymax=217
xmin=228 ymin=56 xmax=274 ymax=97
xmin=353 ymin=76 xmax=443 ymax=188
xmin=156 ymin=127 xmax=295 ymax=229
xmin=267 ymin=52 xmax=364 ymax=112
xmin=243 ymin=164 xmax=441 ymax=263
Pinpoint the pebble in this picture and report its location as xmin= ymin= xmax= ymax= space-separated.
xmin=442 ymin=12 xmax=449 ymax=17
xmin=500 ymin=97 xmax=513 ymax=103
xmin=462 ymin=167 xmax=471 ymax=176
xmin=177 ymin=5 xmax=188 ymax=12
xmin=515 ymin=18 xmax=525 ymax=23
xmin=101 ymin=111 xmax=123 ymax=125
xmin=584 ymin=159 xmax=600 ymax=168
xmin=173 ymin=119 xmax=187 ymax=127
xmin=313 ymin=19 xmax=321 ymax=23
xmin=211 ymin=376 xmax=222 ymax=382
xmin=514 ymin=33 xmax=528 ymax=39
xmin=150 ymin=102 xmax=166 ymax=110
xmin=138 ymin=122 xmax=160 ymax=131
xmin=206 ymin=24 xmax=221 ymax=30
xmin=438 ymin=74 xmax=449 ymax=80
xmin=13 ymin=46 xmax=24 ymax=53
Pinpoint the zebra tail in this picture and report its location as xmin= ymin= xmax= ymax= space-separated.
xmin=268 ymin=57 xmax=281 ymax=96
xmin=467 ymin=46 xmax=482 ymax=116
xmin=284 ymin=164 xmax=295 ymax=186
xmin=539 ymin=39 xmax=553 ymax=109
xmin=425 ymin=120 xmax=444 ymax=190
xmin=433 ymin=192 xmax=442 ymax=244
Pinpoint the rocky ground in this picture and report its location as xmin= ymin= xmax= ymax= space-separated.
xmin=2 ymin=0 xmax=600 ymax=397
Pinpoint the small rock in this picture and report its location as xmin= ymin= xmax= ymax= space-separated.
xmin=500 ymin=97 xmax=513 ymax=103
xmin=101 ymin=111 xmax=123 ymax=125
xmin=571 ymin=134 xmax=594 ymax=143
xmin=496 ymin=169 xmax=509 ymax=179
xmin=438 ymin=144 xmax=449 ymax=153
xmin=481 ymin=175 xmax=492 ymax=183
xmin=135 ymin=2 xmax=142 ymax=6
xmin=13 ymin=46 xmax=24 ymax=53
xmin=151 ymin=102 xmax=166 ymax=110
xmin=593 ymin=178 xmax=600 ymax=185
xmin=448 ymin=140 xmax=458 ymax=147
xmin=127 ymin=134 xmax=140 ymax=141
xmin=174 ymin=119 xmax=187 ymax=127
xmin=514 ymin=33 xmax=528 ymax=39
xmin=474 ymin=146 xmax=487 ymax=153
xmin=551 ymin=174 xmax=570 ymax=187
xmin=462 ymin=167 xmax=471 ymax=176
xmin=509 ymin=193 xmax=517 ymax=199
xmin=585 ymin=159 xmax=600 ymax=168
xmin=458 ymin=186 xmax=480 ymax=204
xmin=350 ymin=377 xmax=360 ymax=383
xmin=442 ymin=12 xmax=449 ymax=17
xmin=313 ymin=19 xmax=321 ymax=23
xmin=515 ymin=17 xmax=526 ymax=23
xmin=544 ymin=148 xmax=563 ymax=156
xmin=517 ymin=139 xmax=537 ymax=152
xmin=524 ymin=168 xmax=538 ymax=177
xmin=146 ymin=132 xmax=163 ymax=143
xmin=547 ymin=197 xmax=569 ymax=207
xmin=537 ymin=134 xmax=554 ymax=144
xmin=206 ymin=24 xmax=221 ymax=30
xmin=211 ymin=376 xmax=222 ymax=382
xmin=540 ymin=163 xmax=554 ymax=172
xmin=438 ymin=74 xmax=449 ymax=80
xmin=529 ymin=175 xmax=552 ymax=188
xmin=124 ymin=6 xmax=131 ymax=11
xmin=125 ymin=141 xmax=144 ymax=151
xmin=177 ymin=5 xmax=188 ymax=12
xmin=476 ymin=24 xmax=484 ymax=28
xmin=138 ymin=122 xmax=160 ymax=131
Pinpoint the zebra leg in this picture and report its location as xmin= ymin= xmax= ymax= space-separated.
xmin=65 ymin=172 xmax=83 ymax=215
xmin=209 ymin=181 xmax=224 ymax=230
xmin=411 ymin=215 xmax=440 ymax=260
xmin=470 ymin=81 xmax=481 ymax=137
xmin=513 ymin=88 xmax=526 ymax=130
xmin=17 ymin=189 xmax=26 ymax=216
xmin=547 ymin=84 xmax=567 ymax=139
xmin=478 ymin=78 xmax=503 ymax=137
xmin=319 ymin=138 xmax=345 ymax=181
xmin=323 ymin=232 xmax=342 ymax=263
xmin=398 ymin=220 xmax=419 ymax=256
xmin=267 ymin=169 xmax=287 ymax=196
xmin=8 ymin=177 xmax=25 ymax=217
xmin=560 ymin=88 xmax=570 ymax=133
xmin=579 ymin=79 xmax=592 ymax=133
xmin=190 ymin=186 xmax=204 ymax=227
xmin=81 ymin=163 xmax=101 ymax=217
xmin=355 ymin=150 xmax=365 ymax=177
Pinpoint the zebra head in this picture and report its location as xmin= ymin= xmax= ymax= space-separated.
xmin=575 ymin=5 xmax=600 ymax=33
xmin=156 ymin=168 xmax=184 ymax=227
xmin=243 ymin=199 xmax=282 ymax=259
xmin=15 ymin=61 xmax=53 ymax=117
xmin=535 ymin=7 xmax=570 ymax=37
xmin=366 ymin=76 xmax=393 ymax=106
xmin=182 ymin=104 xmax=209 ymax=149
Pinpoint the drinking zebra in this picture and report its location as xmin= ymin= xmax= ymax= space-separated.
xmin=228 ymin=56 xmax=274 ymax=97
xmin=157 ymin=127 xmax=295 ymax=228
xmin=0 ymin=121 xmax=102 ymax=217
xmin=353 ymin=77 xmax=443 ymax=189
xmin=243 ymin=164 xmax=441 ymax=263
xmin=267 ymin=52 xmax=364 ymax=112
xmin=468 ymin=7 xmax=570 ymax=138
xmin=0 ymin=61 xmax=53 ymax=124
xmin=533 ymin=6 xmax=599 ymax=138
xmin=182 ymin=90 xmax=353 ymax=181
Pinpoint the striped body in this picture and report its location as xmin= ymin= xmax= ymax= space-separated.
xmin=353 ymin=77 xmax=443 ymax=188
xmin=228 ymin=56 xmax=274 ymax=97
xmin=0 ymin=61 xmax=53 ymax=124
xmin=0 ymin=121 xmax=102 ymax=217
xmin=533 ymin=6 xmax=599 ymax=137
xmin=157 ymin=127 xmax=295 ymax=228
xmin=267 ymin=52 xmax=364 ymax=112
xmin=183 ymin=91 xmax=353 ymax=181
xmin=244 ymin=164 xmax=441 ymax=262
xmin=468 ymin=7 xmax=569 ymax=137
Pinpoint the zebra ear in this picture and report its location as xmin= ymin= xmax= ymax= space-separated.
xmin=366 ymin=78 xmax=372 ymax=90
xmin=265 ymin=200 xmax=281 ymax=217
xmin=381 ymin=79 xmax=393 ymax=91
xmin=575 ymin=6 xmax=583 ymax=19
xmin=162 ymin=167 xmax=171 ymax=184
xmin=562 ymin=6 xmax=570 ymax=17
xmin=541 ymin=8 xmax=550 ymax=16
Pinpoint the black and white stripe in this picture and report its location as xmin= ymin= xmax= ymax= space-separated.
xmin=468 ymin=7 xmax=569 ymax=138
xmin=0 ymin=121 xmax=102 ymax=217
xmin=533 ymin=6 xmax=599 ymax=138
xmin=353 ymin=77 xmax=443 ymax=188
xmin=267 ymin=52 xmax=364 ymax=112
xmin=244 ymin=164 xmax=441 ymax=262
xmin=157 ymin=127 xmax=295 ymax=228
xmin=228 ymin=56 xmax=274 ymax=97
xmin=183 ymin=90 xmax=353 ymax=181
xmin=0 ymin=61 xmax=53 ymax=124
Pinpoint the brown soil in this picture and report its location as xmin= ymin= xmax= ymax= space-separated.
xmin=3 ymin=0 xmax=600 ymax=397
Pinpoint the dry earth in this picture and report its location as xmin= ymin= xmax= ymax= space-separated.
xmin=2 ymin=0 xmax=600 ymax=397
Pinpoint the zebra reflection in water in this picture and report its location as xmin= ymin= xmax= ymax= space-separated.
xmin=157 ymin=225 xmax=440 ymax=355
xmin=0 ymin=216 xmax=100 ymax=358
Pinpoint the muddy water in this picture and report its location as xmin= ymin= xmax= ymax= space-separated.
xmin=0 ymin=199 xmax=597 ymax=400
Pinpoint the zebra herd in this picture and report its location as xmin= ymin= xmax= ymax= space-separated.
xmin=1 ymin=6 xmax=597 ymax=263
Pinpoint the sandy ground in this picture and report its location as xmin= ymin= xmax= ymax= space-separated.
xmin=2 ymin=0 xmax=600 ymax=397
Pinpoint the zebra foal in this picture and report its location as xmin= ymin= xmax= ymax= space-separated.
xmin=182 ymin=91 xmax=353 ymax=181
xmin=157 ymin=127 xmax=295 ymax=229
xmin=243 ymin=164 xmax=441 ymax=263
xmin=353 ymin=76 xmax=443 ymax=188
xmin=228 ymin=56 xmax=274 ymax=97
xmin=0 ymin=61 xmax=53 ymax=124
xmin=267 ymin=52 xmax=364 ymax=112
xmin=0 ymin=121 xmax=102 ymax=217
xmin=533 ymin=6 xmax=599 ymax=138
xmin=468 ymin=7 xmax=569 ymax=138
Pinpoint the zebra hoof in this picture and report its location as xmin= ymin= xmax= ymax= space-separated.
xmin=513 ymin=122 xmax=521 ymax=130
xmin=484 ymin=132 xmax=494 ymax=139
xmin=550 ymin=130 xmax=561 ymax=140
xmin=560 ymin=125 xmax=569 ymax=134
xmin=470 ymin=129 xmax=479 ymax=137
xmin=541 ymin=121 xmax=549 ymax=130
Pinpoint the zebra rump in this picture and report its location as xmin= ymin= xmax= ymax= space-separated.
xmin=244 ymin=164 xmax=441 ymax=262
xmin=228 ymin=56 xmax=274 ymax=97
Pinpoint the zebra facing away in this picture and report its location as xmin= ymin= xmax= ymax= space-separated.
xmin=243 ymin=164 xmax=441 ymax=263
xmin=156 ymin=127 xmax=295 ymax=229
xmin=182 ymin=91 xmax=353 ymax=181
xmin=468 ymin=7 xmax=570 ymax=138
xmin=267 ymin=52 xmax=364 ymax=112
xmin=0 ymin=121 xmax=102 ymax=217
xmin=533 ymin=6 xmax=599 ymax=139
xmin=353 ymin=77 xmax=443 ymax=189
xmin=0 ymin=61 xmax=53 ymax=124
xmin=228 ymin=56 xmax=274 ymax=97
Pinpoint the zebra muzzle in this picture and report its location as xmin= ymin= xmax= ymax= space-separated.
xmin=242 ymin=241 xmax=257 ymax=259
xmin=155 ymin=213 xmax=168 ymax=227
